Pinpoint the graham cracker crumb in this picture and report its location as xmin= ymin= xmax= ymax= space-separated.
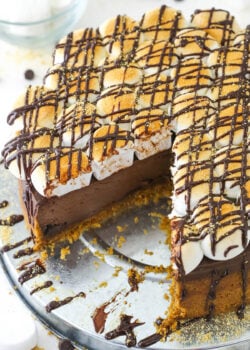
xmin=60 ymin=246 xmax=71 ymax=260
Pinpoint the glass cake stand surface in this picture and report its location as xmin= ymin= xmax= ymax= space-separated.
xmin=0 ymin=164 xmax=250 ymax=350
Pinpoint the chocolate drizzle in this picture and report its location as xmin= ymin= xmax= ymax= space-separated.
xmin=138 ymin=333 xmax=162 ymax=348
xmin=206 ymin=269 xmax=228 ymax=320
xmin=0 ymin=200 xmax=8 ymax=208
xmin=45 ymin=292 xmax=86 ymax=313
xmin=18 ymin=259 xmax=46 ymax=284
xmin=30 ymin=280 xmax=53 ymax=295
xmin=105 ymin=314 xmax=144 ymax=347
xmin=0 ymin=214 xmax=24 ymax=226
xmin=13 ymin=247 xmax=34 ymax=259
xmin=1 ymin=236 xmax=32 ymax=253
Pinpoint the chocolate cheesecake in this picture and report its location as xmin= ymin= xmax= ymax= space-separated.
xmin=2 ymin=4 xmax=250 ymax=336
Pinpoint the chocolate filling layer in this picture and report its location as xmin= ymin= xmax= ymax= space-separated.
xmin=20 ymin=150 xmax=171 ymax=236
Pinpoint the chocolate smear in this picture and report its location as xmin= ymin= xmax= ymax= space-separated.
xmin=105 ymin=314 xmax=144 ymax=347
xmin=30 ymin=280 xmax=53 ymax=295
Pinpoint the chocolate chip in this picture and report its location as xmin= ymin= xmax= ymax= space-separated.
xmin=24 ymin=69 xmax=35 ymax=80
xmin=58 ymin=339 xmax=74 ymax=350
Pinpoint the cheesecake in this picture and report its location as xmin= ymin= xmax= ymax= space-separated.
xmin=2 ymin=4 xmax=250 ymax=336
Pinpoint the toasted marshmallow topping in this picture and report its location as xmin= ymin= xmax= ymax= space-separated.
xmin=191 ymin=8 xmax=240 ymax=45
xmin=45 ymin=67 xmax=100 ymax=104
xmin=102 ymin=63 xmax=143 ymax=88
xmin=31 ymin=148 xmax=91 ymax=198
xmin=136 ymin=74 xmax=173 ymax=111
xmin=140 ymin=5 xmax=186 ymax=42
xmin=207 ymin=47 xmax=249 ymax=77
xmin=96 ymin=86 xmax=136 ymax=123
xmin=99 ymin=15 xmax=140 ymax=59
xmin=208 ymin=104 xmax=245 ymax=147
xmin=171 ymin=57 xmax=213 ymax=95
xmin=132 ymin=108 xmax=171 ymax=160
xmin=172 ymin=93 xmax=215 ymax=132
xmin=134 ymin=40 xmax=178 ymax=76
xmin=53 ymin=28 xmax=107 ymax=68
xmin=57 ymin=102 xmax=101 ymax=149
xmin=2 ymin=4 xmax=250 ymax=276
xmin=174 ymin=28 xmax=220 ymax=58
xmin=91 ymin=125 xmax=134 ymax=180
xmin=8 ymin=86 xmax=62 ymax=131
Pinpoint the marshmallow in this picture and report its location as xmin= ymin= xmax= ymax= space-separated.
xmin=191 ymin=8 xmax=241 ymax=45
xmin=170 ymin=57 xmax=213 ymax=95
xmin=171 ymin=221 xmax=204 ymax=275
xmin=171 ymin=92 xmax=215 ymax=133
xmin=56 ymin=102 xmax=101 ymax=149
xmin=31 ymin=148 xmax=92 ymax=197
xmin=99 ymin=15 xmax=140 ymax=60
xmin=172 ymin=131 xmax=213 ymax=167
xmin=207 ymin=47 xmax=248 ymax=78
xmin=136 ymin=74 xmax=173 ymax=111
xmin=172 ymin=164 xmax=220 ymax=217
xmin=102 ymin=63 xmax=143 ymax=89
xmin=134 ymin=40 xmax=179 ymax=76
xmin=4 ymin=129 xmax=59 ymax=180
xmin=45 ymin=67 xmax=100 ymax=104
xmin=192 ymin=196 xmax=248 ymax=260
xmin=208 ymin=77 xmax=243 ymax=105
xmin=174 ymin=28 xmax=220 ymax=58
xmin=96 ymin=86 xmax=136 ymax=124
xmin=53 ymin=28 xmax=107 ymax=68
xmin=91 ymin=125 xmax=134 ymax=180
xmin=140 ymin=5 xmax=187 ymax=42
xmin=214 ymin=146 xmax=250 ymax=199
xmin=7 ymin=86 xmax=62 ymax=132
xmin=208 ymin=104 xmax=244 ymax=147
xmin=131 ymin=108 xmax=172 ymax=160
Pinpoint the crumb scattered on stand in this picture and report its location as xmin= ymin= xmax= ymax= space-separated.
xmin=116 ymin=224 xmax=127 ymax=233
xmin=117 ymin=235 xmax=126 ymax=248
xmin=106 ymin=246 xmax=114 ymax=255
xmin=127 ymin=268 xmax=145 ymax=291
xmin=60 ymin=246 xmax=71 ymax=260
xmin=134 ymin=216 xmax=139 ymax=224
xmin=112 ymin=266 xmax=122 ymax=277
xmin=99 ymin=281 xmax=108 ymax=288
xmin=144 ymin=249 xmax=154 ymax=255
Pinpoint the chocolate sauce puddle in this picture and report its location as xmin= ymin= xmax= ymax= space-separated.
xmin=105 ymin=314 xmax=144 ymax=347
xmin=18 ymin=259 xmax=46 ymax=284
xmin=46 ymin=292 xmax=86 ymax=313
xmin=30 ymin=280 xmax=53 ymax=295
xmin=92 ymin=293 xmax=121 ymax=334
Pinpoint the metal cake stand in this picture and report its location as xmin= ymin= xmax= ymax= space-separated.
xmin=0 ymin=164 xmax=250 ymax=350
